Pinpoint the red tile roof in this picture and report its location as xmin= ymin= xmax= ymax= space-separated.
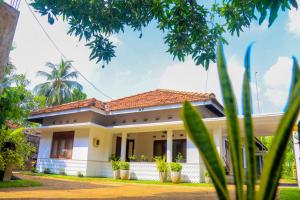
xmin=31 ymin=89 xmax=219 ymax=115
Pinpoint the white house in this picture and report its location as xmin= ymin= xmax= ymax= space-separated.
xmin=28 ymin=89 xmax=299 ymax=183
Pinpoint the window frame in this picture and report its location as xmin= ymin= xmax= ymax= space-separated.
xmin=50 ymin=131 xmax=74 ymax=159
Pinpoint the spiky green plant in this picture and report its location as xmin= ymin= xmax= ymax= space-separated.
xmin=182 ymin=42 xmax=300 ymax=200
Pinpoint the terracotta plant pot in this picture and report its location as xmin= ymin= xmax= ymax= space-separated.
xmin=120 ymin=170 xmax=129 ymax=180
xmin=171 ymin=171 xmax=181 ymax=184
xmin=112 ymin=170 xmax=120 ymax=179
xmin=205 ymin=176 xmax=211 ymax=183
xmin=159 ymin=172 xmax=168 ymax=182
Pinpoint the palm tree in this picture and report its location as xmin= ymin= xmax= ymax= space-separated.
xmin=34 ymin=59 xmax=83 ymax=106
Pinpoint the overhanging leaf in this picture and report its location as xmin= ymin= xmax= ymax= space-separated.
xmin=217 ymin=41 xmax=244 ymax=200
xmin=182 ymin=101 xmax=229 ymax=200
xmin=242 ymin=44 xmax=256 ymax=200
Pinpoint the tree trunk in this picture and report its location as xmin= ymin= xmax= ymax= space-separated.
xmin=0 ymin=2 xmax=19 ymax=92
xmin=2 ymin=163 xmax=13 ymax=181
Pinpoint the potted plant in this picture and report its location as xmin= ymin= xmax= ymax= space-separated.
xmin=128 ymin=155 xmax=137 ymax=162
xmin=204 ymin=171 xmax=211 ymax=183
xmin=169 ymin=162 xmax=182 ymax=183
xmin=119 ymin=161 xmax=130 ymax=180
xmin=154 ymin=156 xmax=168 ymax=182
xmin=140 ymin=154 xmax=147 ymax=162
xmin=111 ymin=160 xmax=120 ymax=179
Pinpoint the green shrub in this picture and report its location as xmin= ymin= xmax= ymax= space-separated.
xmin=154 ymin=156 xmax=168 ymax=172
xmin=119 ymin=161 xmax=130 ymax=170
xmin=129 ymin=155 xmax=137 ymax=162
xmin=59 ymin=168 xmax=66 ymax=175
xmin=140 ymin=154 xmax=147 ymax=161
xmin=169 ymin=162 xmax=182 ymax=172
xmin=111 ymin=161 xmax=120 ymax=170
xmin=77 ymin=171 xmax=84 ymax=177
xmin=43 ymin=168 xmax=51 ymax=174
xmin=204 ymin=171 xmax=210 ymax=177
xmin=175 ymin=153 xmax=184 ymax=163
xmin=108 ymin=154 xmax=120 ymax=161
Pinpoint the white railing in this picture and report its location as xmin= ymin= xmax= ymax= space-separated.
xmin=37 ymin=159 xmax=204 ymax=183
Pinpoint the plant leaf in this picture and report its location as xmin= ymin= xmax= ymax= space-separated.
xmin=217 ymin=41 xmax=244 ymax=200
xmin=242 ymin=44 xmax=256 ymax=200
xmin=182 ymin=101 xmax=229 ymax=200
xmin=286 ymin=57 xmax=300 ymax=107
xmin=258 ymin=60 xmax=300 ymax=200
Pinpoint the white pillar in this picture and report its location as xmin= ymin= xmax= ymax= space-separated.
xmin=121 ymin=132 xmax=127 ymax=161
xmin=186 ymin=136 xmax=200 ymax=163
xmin=213 ymin=127 xmax=223 ymax=159
xmin=292 ymin=131 xmax=300 ymax=188
xmin=166 ymin=130 xmax=173 ymax=162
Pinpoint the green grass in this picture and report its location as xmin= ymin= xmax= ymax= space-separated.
xmin=22 ymin=171 xmax=213 ymax=187
xmin=280 ymin=188 xmax=300 ymax=200
xmin=0 ymin=179 xmax=42 ymax=188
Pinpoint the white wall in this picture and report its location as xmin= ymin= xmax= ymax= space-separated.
xmin=36 ymin=128 xmax=90 ymax=175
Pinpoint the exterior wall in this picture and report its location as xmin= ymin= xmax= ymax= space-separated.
xmin=42 ymin=112 xmax=94 ymax=126
xmin=86 ymin=128 xmax=112 ymax=176
xmin=36 ymin=128 xmax=90 ymax=175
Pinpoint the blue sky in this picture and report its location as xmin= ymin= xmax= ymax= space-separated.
xmin=7 ymin=0 xmax=300 ymax=114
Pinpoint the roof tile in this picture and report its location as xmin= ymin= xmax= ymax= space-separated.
xmin=31 ymin=89 xmax=218 ymax=115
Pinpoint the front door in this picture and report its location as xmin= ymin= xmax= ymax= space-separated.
xmin=126 ymin=139 xmax=135 ymax=161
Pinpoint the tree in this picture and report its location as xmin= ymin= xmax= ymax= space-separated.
xmin=0 ymin=61 xmax=45 ymax=181
xmin=69 ymin=88 xmax=87 ymax=102
xmin=30 ymin=0 xmax=298 ymax=69
xmin=34 ymin=59 xmax=83 ymax=106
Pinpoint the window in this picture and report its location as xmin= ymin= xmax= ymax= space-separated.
xmin=172 ymin=139 xmax=186 ymax=162
xmin=50 ymin=132 xmax=74 ymax=159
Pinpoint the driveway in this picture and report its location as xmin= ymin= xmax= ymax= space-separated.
xmin=0 ymin=174 xmax=219 ymax=200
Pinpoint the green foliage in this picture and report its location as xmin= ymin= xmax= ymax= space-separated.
xmin=111 ymin=161 xmax=120 ymax=171
xmin=30 ymin=1 xmax=297 ymax=68
xmin=140 ymin=154 xmax=147 ymax=162
xmin=128 ymin=155 xmax=137 ymax=162
xmin=182 ymin=42 xmax=300 ymax=200
xmin=34 ymin=59 xmax=84 ymax=106
xmin=169 ymin=162 xmax=182 ymax=172
xmin=154 ymin=156 xmax=168 ymax=173
xmin=43 ymin=168 xmax=51 ymax=174
xmin=108 ymin=154 xmax=120 ymax=162
xmin=175 ymin=152 xmax=184 ymax=163
xmin=119 ymin=161 xmax=130 ymax=170
xmin=77 ymin=171 xmax=84 ymax=177
xmin=0 ymin=128 xmax=35 ymax=171
xmin=69 ymin=88 xmax=87 ymax=102
xmin=204 ymin=171 xmax=210 ymax=178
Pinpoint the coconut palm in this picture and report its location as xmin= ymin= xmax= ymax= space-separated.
xmin=34 ymin=59 xmax=83 ymax=106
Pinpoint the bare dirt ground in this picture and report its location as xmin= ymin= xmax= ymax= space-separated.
xmin=0 ymin=174 xmax=220 ymax=200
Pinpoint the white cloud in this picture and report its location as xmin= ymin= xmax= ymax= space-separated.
xmin=160 ymin=57 xmax=259 ymax=112
xmin=288 ymin=0 xmax=300 ymax=37
xmin=262 ymin=57 xmax=293 ymax=107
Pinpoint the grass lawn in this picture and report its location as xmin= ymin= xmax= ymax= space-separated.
xmin=22 ymin=171 xmax=213 ymax=187
xmin=0 ymin=179 xmax=42 ymax=188
xmin=280 ymin=188 xmax=300 ymax=200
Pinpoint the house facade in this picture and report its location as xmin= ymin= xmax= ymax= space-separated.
xmin=28 ymin=89 xmax=288 ymax=183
